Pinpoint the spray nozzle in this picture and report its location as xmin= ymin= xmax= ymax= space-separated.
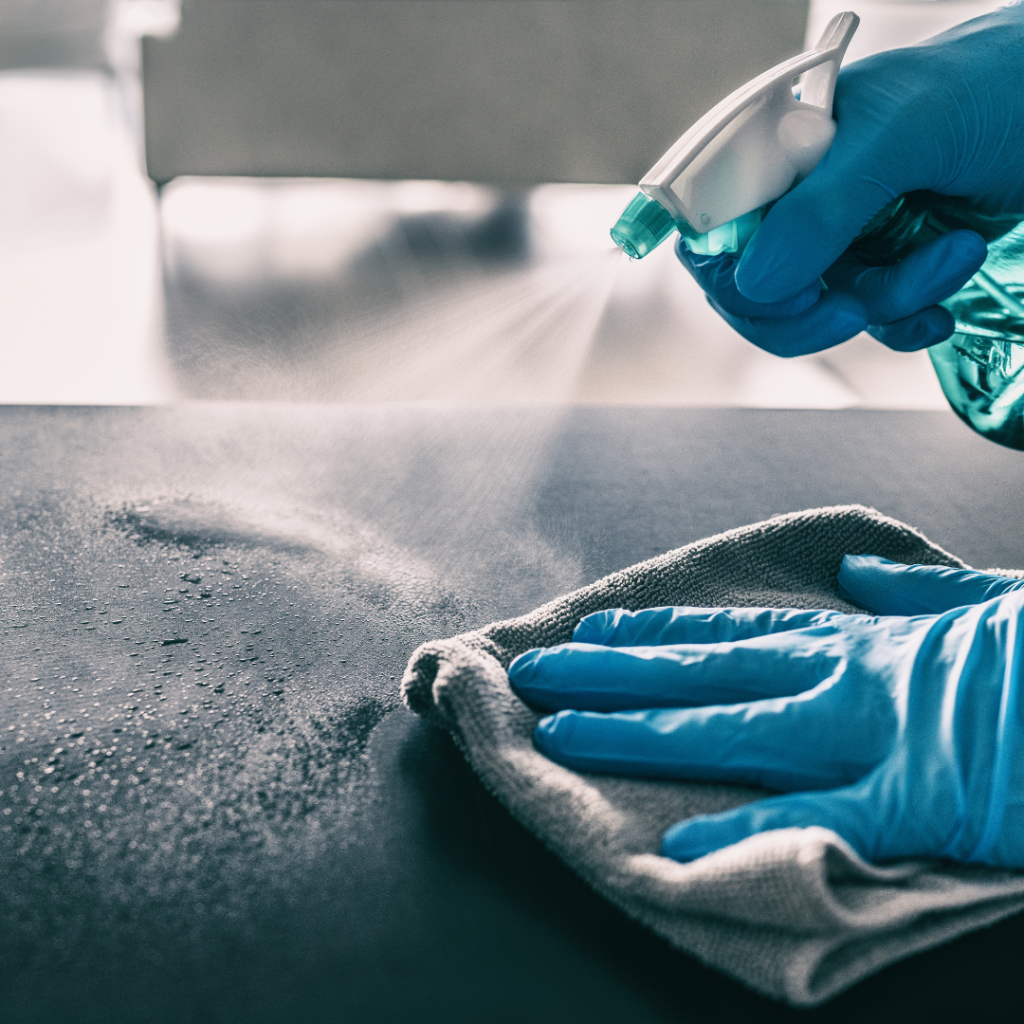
xmin=611 ymin=10 xmax=859 ymax=259
xmin=610 ymin=193 xmax=676 ymax=259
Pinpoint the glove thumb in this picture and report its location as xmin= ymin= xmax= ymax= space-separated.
xmin=838 ymin=554 xmax=1024 ymax=615
xmin=734 ymin=55 xmax=934 ymax=304
xmin=734 ymin=141 xmax=897 ymax=302
xmin=661 ymin=784 xmax=882 ymax=863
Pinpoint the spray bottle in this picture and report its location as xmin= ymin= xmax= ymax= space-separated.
xmin=611 ymin=11 xmax=1024 ymax=450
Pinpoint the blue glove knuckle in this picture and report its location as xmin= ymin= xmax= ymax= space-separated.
xmin=573 ymin=609 xmax=618 ymax=643
xmin=534 ymin=711 xmax=575 ymax=756
xmin=508 ymin=647 xmax=543 ymax=685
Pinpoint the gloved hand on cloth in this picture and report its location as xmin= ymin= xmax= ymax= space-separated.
xmin=509 ymin=554 xmax=1024 ymax=868
xmin=677 ymin=5 xmax=1024 ymax=355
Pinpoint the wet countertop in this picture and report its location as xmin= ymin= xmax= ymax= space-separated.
xmin=3 ymin=404 xmax=1024 ymax=1024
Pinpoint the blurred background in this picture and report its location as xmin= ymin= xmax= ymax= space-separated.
xmin=0 ymin=0 xmax=1008 ymax=406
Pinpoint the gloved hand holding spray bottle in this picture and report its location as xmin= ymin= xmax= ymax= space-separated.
xmin=509 ymin=7 xmax=1024 ymax=870
xmin=610 ymin=7 xmax=1024 ymax=449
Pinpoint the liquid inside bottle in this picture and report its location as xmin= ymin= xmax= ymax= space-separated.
xmin=930 ymin=222 xmax=1024 ymax=450
xmin=853 ymin=195 xmax=1024 ymax=450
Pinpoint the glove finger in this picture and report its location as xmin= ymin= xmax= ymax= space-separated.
xmin=825 ymin=230 xmax=987 ymax=326
xmin=532 ymin=681 xmax=883 ymax=793
xmin=661 ymin=781 xmax=882 ymax=862
xmin=706 ymin=290 xmax=867 ymax=357
xmin=867 ymin=306 xmax=955 ymax=352
xmin=573 ymin=606 xmax=847 ymax=647
xmin=510 ymin=630 xmax=838 ymax=713
xmin=675 ymin=241 xmax=821 ymax=319
xmin=838 ymin=554 xmax=1024 ymax=615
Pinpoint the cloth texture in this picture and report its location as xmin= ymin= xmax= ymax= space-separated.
xmin=402 ymin=505 xmax=1024 ymax=1006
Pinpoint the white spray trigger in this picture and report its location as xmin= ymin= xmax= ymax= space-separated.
xmin=639 ymin=11 xmax=859 ymax=235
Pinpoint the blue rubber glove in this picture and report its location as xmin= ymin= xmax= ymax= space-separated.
xmin=508 ymin=555 xmax=1024 ymax=867
xmin=677 ymin=6 xmax=1024 ymax=355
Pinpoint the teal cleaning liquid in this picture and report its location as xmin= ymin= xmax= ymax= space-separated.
xmin=853 ymin=195 xmax=1024 ymax=450
xmin=930 ymin=225 xmax=1024 ymax=451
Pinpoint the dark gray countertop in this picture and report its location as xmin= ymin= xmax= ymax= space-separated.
xmin=2 ymin=405 xmax=1023 ymax=1024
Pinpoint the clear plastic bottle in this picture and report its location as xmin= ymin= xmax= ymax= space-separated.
xmin=852 ymin=194 xmax=1024 ymax=450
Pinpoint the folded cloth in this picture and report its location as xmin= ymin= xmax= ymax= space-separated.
xmin=401 ymin=505 xmax=1024 ymax=1006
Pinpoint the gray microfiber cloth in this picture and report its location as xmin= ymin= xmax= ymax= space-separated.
xmin=401 ymin=505 xmax=1024 ymax=1006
